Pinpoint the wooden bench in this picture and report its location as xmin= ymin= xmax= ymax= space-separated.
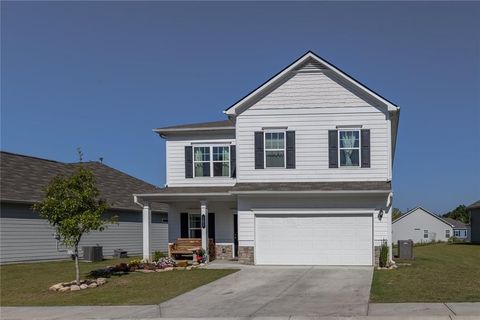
xmin=168 ymin=238 xmax=215 ymax=260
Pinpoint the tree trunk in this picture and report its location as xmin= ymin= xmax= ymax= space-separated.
xmin=74 ymin=245 xmax=80 ymax=285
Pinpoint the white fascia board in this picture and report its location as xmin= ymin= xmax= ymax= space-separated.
xmin=224 ymin=54 xmax=312 ymax=116
xmin=225 ymin=52 xmax=399 ymax=116
xmin=252 ymin=208 xmax=375 ymax=215
xmin=134 ymin=192 xmax=232 ymax=198
xmin=153 ymin=127 xmax=235 ymax=134
xmin=232 ymin=190 xmax=390 ymax=195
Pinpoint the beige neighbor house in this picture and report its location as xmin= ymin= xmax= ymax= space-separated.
xmin=134 ymin=51 xmax=400 ymax=266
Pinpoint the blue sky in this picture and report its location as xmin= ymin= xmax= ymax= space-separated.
xmin=1 ymin=2 xmax=479 ymax=213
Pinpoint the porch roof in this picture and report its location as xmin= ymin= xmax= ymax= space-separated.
xmin=133 ymin=181 xmax=391 ymax=203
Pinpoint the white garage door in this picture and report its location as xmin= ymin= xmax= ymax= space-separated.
xmin=255 ymin=214 xmax=373 ymax=265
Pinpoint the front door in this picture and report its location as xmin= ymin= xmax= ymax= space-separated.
xmin=233 ymin=214 xmax=238 ymax=257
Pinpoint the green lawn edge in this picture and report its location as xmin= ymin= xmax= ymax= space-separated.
xmin=0 ymin=258 xmax=238 ymax=306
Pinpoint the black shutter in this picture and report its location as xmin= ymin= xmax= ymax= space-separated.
xmin=328 ymin=130 xmax=338 ymax=168
xmin=180 ymin=213 xmax=189 ymax=238
xmin=361 ymin=129 xmax=371 ymax=168
xmin=230 ymin=145 xmax=236 ymax=178
xmin=208 ymin=213 xmax=215 ymax=241
xmin=286 ymin=131 xmax=296 ymax=169
xmin=254 ymin=132 xmax=264 ymax=169
xmin=185 ymin=146 xmax=193 ymax=178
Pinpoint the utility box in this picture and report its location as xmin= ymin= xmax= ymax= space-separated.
xmin=397 ymin=240 xmax=414 ymax=259
xmin=83 ymin=246 xmax=103 ymax=262
xmin=113 ymin=249 xmax=128 ymax=259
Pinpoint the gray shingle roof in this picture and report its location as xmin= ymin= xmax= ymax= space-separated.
xmin=154 ymin=119 xmax=234 ymax=134
xmin=0 ymin=151 xmax=163 ymax=211
xmin=443 ymin=217 xmax=469 ymax=228
xmin=139 ymin=181 xmax=391 ymax=197
xmin=467 ymin=200 xmax=480 ymax=210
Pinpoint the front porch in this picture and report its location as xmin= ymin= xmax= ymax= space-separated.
xmin=134 ymin=189 xmax=237 ymax=263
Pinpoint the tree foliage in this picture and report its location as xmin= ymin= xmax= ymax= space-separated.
xmin=33 ymin=166 xmax=115 ymax=283
xmin=392 ymin=208 xmax=403 ymax=221
xmin=443 ymin=205 xmax=469 ymax=224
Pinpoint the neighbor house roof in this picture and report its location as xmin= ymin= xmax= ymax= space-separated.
xmin=0 ymin=151 xmax=165 ymax=212
xmin=393 ymin=206 xmax=455 ymax=228
xmin=467 ymin=200 xmax=480 ymax=210
xmin=154 ymin=119 xmax=235 ymax=136
xmin=442 ymin=217 xmax=469 ymax=229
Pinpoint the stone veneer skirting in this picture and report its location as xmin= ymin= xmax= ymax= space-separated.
xmin=374 ymin=246 xmax=381 ymax=266
xmin=215 ymin=244 xmax=233 ymax=260
xmin=238 ymin=246 xmax=254 ymax=264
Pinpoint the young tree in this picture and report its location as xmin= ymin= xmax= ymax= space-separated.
xmin=33 ymin=166 xmax=115 ymax=284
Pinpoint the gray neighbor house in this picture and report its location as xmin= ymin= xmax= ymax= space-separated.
xmin=0 ymin=151 xmax=168 ymax=264
xmin=468 ymin=200 xmax=480 ymax=244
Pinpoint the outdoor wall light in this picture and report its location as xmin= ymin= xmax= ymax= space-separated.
xmin=378 ymin=209 xmax=384 ymax=220
xmin=201 ymin=214 xmax=206 ymax=229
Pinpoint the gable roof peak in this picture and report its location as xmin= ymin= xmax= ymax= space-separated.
xmin=224 ymin=50 xmax=399 ymax=116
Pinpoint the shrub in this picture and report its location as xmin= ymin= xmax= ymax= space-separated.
xmin=153 ymin=251 xmax=167 ymax=261
xmin=129 ymin=258 xmax=142 ymax=268
xmin=89 ymin=268 xmax=112 ymax=278
xmin=379 ymin=240 xmax=389 ymax=267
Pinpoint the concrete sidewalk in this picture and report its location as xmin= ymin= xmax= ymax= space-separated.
xmin=1 ymin=303 xmax=479 ymax=320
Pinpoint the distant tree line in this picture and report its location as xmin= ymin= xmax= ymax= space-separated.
xmin=442 ymin=205 xmax=469 ymax=224
xmin=391 ymin=205 xmax=469 ymax=224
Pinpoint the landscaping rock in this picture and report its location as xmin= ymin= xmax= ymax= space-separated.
xmin=49 ymin=283 xmax=63 ymax=291
xmin=186 ymin=266 xmax=192 ymax=270
xmin=58 ymin=286 xmax=70 ymax=292
xmin=80 ymin=284 xmax=88 ymax=289
xmin=96 ymin=278 xmax=107 ymax=285
xmin=70 ymin=285 xmax=81 ymax=291
xmin=164 ymin=267 xmax=174 ymax=271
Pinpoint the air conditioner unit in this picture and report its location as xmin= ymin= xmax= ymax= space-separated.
xmin=82 ymin=246 xmax=103 ymax=262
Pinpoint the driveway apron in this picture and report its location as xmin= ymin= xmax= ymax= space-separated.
xmin=159 ymin=266 xmax=373 ymax=318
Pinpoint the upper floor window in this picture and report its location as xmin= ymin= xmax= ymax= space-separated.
xmin=265 ymin=132 xmax=285 ymax=168
xmin=193 ymin=146 xmax=230 ymax=177
xmin=339 ymin=130 xmax=360 ymax=167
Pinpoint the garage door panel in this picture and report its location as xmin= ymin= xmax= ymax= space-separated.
xmin=255 ymin=214 xmax=372 ymax=266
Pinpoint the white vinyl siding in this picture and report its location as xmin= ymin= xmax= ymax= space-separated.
xmin=167 ymin=202 xmax=235 ymax=244
xmin=237 ymin=194 xmax=390 ymax=250
xmin=235 ymin=65 xmax=390 ymax=182
xmin=166 ymin=132 xmax=236 ymax=187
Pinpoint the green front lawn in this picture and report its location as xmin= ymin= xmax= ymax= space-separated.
xmin=0 ymin=258 xmax=237 ymax=306
xmin=371 ymin=243 xmax=480 ymax=302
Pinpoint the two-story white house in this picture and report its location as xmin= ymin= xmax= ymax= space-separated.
xmin=134 ymin=51 xmax=400 ymax=266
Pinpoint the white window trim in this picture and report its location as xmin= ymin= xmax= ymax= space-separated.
xmin=338 ymin=129 xmax=361 ymax=168
xmin=454 ymin=230 xmax=461 ymax=237
xmin=264 ymin=130 xmax=286 ymax=169
xmin=192 ymin=145 xmax=231 ymax=178
xmin=446 ymin=230 xmax=450 ymax=238
xmin=424 ymin=230 xmax=429 ymax=239
xmin=188 ymin=213 xmax=201 ymax=238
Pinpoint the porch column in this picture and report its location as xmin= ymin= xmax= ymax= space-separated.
xmin=200 ymin=200 xmax=209 ymax=262
xmin=142 ymin=202 xmax=152 ymax=262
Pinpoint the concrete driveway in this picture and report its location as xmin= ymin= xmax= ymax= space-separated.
xmin=160 ymin=265 xmax=373 ymax=318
